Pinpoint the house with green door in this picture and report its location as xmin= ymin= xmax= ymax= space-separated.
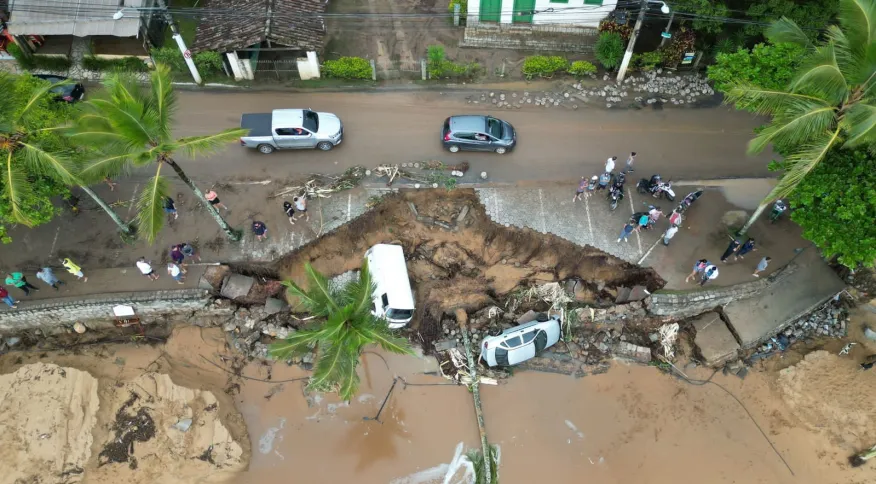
xmin=464 ymin=0 xmax=618 ymax=51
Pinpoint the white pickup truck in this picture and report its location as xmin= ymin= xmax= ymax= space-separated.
xmin=239 ymin=108 xmax=343 ymax=154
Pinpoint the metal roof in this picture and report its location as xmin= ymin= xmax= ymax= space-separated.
xmin=449 ymin=115 xmax=488 ymax=132
xmin=271 ymin=109 xmax=305 ymax=129
xmin=7 ymin=0 xmax=145 ymax=37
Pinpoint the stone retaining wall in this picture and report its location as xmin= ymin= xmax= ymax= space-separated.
xmin=647 ymin=263 xmax=799 ymax=319
xmin=0 ymin=289 xmax=232 ymax=334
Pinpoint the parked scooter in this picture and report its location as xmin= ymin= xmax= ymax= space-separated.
xmin=770 ymin=199 xmax=787 ymax=223
xmin=637 ymin=174 xmax=676 ymax=201
xmin=676 ymin=189 xmax=704 ymax=214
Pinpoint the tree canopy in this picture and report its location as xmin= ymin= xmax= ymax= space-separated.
xmin=0 ymin=74 xmax=77 ymax=243
xmin=707 ymin=42 xmax=806 ymax=95
xmin=788 ymin=149 xmax=876 ymax=268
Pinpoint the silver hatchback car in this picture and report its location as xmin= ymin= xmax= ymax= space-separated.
xmin=479 ymin=314 xmax=561 ymax=367
xmin=442 ymin=115 xmax=516 ymax=154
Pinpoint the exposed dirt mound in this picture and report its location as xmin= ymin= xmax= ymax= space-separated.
xmin=778 ymin=350 xmax=876 ymax=450
xmin=277 ymin=189 xmax=664 ymax=345
xmin=0 ymin=363 xmax=99 ymax=483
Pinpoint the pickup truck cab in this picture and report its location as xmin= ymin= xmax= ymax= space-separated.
xmin=239 ymin=109 xmax=343 ymax=154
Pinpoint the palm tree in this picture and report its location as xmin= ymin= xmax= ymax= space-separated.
xmin=0 ymin=73 xmax=131 ymax=234
xmin=726 ymin=0 xmax=876 ymax=233
xmin=269 ymin=262 xmax=413 ymax=401
xmin=71 ymin=64 xmax=247 ymax=243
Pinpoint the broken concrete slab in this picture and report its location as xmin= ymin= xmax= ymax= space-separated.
xmin=434 ymin=339 xmax=458 ymax=351
xmin=613 ymin=342 xmax=652 ymax=363
xmin=264 ymin=297 xmax=288 ymax=315
xmin=723 ymin=249 xmax=846 ymax=349
xmin=614 ymin=287 xmax=632 ymax=303
xmin=517 ymin=310 xmax=539 ymax=324
xmin=692 ymin=312 xmax=740 ymax=367
xmin=221 ymin=274 xmax=255 ymax=300
xmin=628 ymin=285 xmax=650 ymax=301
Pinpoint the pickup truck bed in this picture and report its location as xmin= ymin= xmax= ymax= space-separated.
xmin=240 ymin=113 xmax=272 ymax=137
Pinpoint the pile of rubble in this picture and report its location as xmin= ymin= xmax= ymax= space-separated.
xmin=465 ymin=72 xmax=716 ymax=110
xmin=222 ymin=299 xmax=295 ymax=360
xmin=758 ymin=299 xmax=849 ymax=353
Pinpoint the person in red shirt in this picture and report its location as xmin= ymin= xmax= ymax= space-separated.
xmin=0 ymin=286 xmax=18 ymax=309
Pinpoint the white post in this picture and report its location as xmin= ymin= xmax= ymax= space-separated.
xmin=171 ymin=34 xmax=201 ymax=84
xmin=241 ymin=58 xmax=255 ymax=80
xmin=453 ymin=4 xmax=461 ymax=26
xmin=659 ymin=10 xmax=674 ymax=47
xmin=226 ymin=52 xmax=244 ymax=80
xmin=616 ymin=0 xmax=647 ymax=83
xmin=306 ymin=51 xmax=320 ymax=79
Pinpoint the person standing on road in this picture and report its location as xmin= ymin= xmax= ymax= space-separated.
xmin=181 ymin=243 xmax=201 ymax=262
xmin=662 ymin=225 xmax=679 ymax=246
xmin=752 ymin=257 xmax=772 ymax=277
xmin=0 ymin=286 xmax=18 ymax=308
xmin=36 ymin=267 xmax=65 ymax=290
xmin=164 ymin=196 xmax=178 ymax=220
xmin=283 ymin=200 xmax=296 ymax=224
xmin=573 ymin=177 xmax=588 ymax=202
xmin=618 ymin=223 xmax=637 ymax=243
xmin=61 ymin=258 xmax=88 ymax=282
xmin=170 ymin=244 xmax=186 ymax=267
xmin=294 ymin=196 xmax=309 ymax=221
xmin=205 ymin=189 xmax=229 ymax=211
xmin=700 ymin=264 xmax=719 ymax=286
xmin=605 ymin=156 xmax=617 ymax=174
xmin=720 ymin=238 xmax=741 ymax=263
xmin=167 ymin=263 xmax=185 ymax=284
xmin=685 ymin=259 xmax=710 ymax=283
xmin=734 ymin=238 xmax=757 ymax=261
xmin=625 ymin=152 xmax=637 ymax=173
xmin=5 ymin=272 xmax=39 ymax=296
xmin=252 ymin=221 xmax=268 ymax=241
xmin=136 ymin=257 xmax=160 ymax=281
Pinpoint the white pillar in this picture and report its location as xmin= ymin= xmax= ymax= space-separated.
xmin=306 ymin=51 xmax=320 ymax=79
xmin=172 ymin=33 xmax=202 ymax=84
xmin=240 ymin=57 xmax=255 ymax=80
xmin=226 ymin=52 xmax=244 ymax=80
xmin=500 ymin=0 xmax=513 ymax=24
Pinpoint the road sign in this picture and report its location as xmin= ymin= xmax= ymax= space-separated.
xmin=661 ymin=32 xmax=672 ymax=39
xmin=681 ymin=52 xmax=695 ymax=65
xmin=183 ymin=49 xmax=192 ymax=59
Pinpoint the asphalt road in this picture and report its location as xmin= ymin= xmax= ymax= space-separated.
xmin=170 ymin=89 xmax=776 ymax=183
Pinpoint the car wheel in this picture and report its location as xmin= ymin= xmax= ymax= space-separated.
xmin=448 ymin=145 xmax=460 ymax=153
xmin=317 ymin=141 xmax=334 ymax=151
xmin=257 ymin=144 xmax=275 ymax=154
xmin=495 ymin=147 xmax=507 ymax=154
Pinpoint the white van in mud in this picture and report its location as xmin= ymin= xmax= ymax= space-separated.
xmin=365 ymin=244 xmax=415 ymax=328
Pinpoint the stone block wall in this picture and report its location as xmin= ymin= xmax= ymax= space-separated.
xmin=0 ymin=289 xmax=232 ymax=334
xmin=647 ymin=263 xmax=799 ymax=319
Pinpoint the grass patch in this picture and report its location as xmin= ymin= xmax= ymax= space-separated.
xmin=163 ymin=0 xmax=201 ymax=46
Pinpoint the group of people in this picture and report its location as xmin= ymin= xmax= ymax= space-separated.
xmin=684 ymin=238 xmax=772 ymax=286
xmin=251 ymin=195 xmax=310 ymax=243
xmin=2 ymin=258 xmax=87 ymax=308
xmin=136 ymin=242 xmax=201 ymax=284
xmin=573 ymin=152 xmax=637 ymax=202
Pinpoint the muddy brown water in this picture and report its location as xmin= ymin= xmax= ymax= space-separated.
xmin=4 ymin=325 xmax=874 ymax=484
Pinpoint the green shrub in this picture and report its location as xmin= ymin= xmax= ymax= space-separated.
xmin=150 ymin=46 xmax=187 ymax=72
xmin=448 ymin=0 xmax=468 ymax=16
xmin=82 ymin=56 xmax=149 ymax=72
xmin=427 ymin=45 xmax=480 ymax=79
xmin=193 ymin=51 xmax=223 ymax=75
xmin=324 ymin=56 xmax=372 ymax=79
xmin=598 ymin=19 xmax=632 ymax=40
xmin=594 ymin=32 xmax=624 ymax=70
xmin=8 ymin=43 xmax=72 ymax=71
xmin=632 ymin=51 xmax=663 ymax=71
xmin=567 ymin=60 xmax=597 ymax=77
xmin=521 ymin=55 xmax=568 ymax=79
xmin=661 ymin=27 xmax=696 ymax=66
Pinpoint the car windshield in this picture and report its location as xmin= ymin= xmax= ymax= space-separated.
xmin=486 ymin=118 xmax=503 ymax=138
xmin=303 ymin=110 xmax=319 ymax=132
xmin=387 ymin=308 xmax=413 ymax=319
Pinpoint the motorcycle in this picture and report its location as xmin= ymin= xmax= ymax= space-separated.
xmin=676 ymin=189 xmax=704 ymax=214
xmin=607 ymin=173 xmax=626 ymax=211
xmin=770 ymin=199 xmax=787 ymax=223
xmin=637 ymin=174 xmax=676 ymax=201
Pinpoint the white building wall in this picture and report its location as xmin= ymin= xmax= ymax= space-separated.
xmin=467 ymin=0 xmax=616 ymax=27
xmin=532 ymin=0 xmax=617 ymax=26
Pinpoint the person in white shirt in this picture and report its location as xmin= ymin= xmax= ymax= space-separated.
xmin=136 ymin=257 xmax=159 ymax=281
xmin=605 ymin=156 xmax=617 ymax=173
xmin=167 ymin=263 xmax=185 ymax=284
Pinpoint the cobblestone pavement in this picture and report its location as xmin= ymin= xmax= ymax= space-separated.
xmin=476 ymin=184 xmax=663 ymax=264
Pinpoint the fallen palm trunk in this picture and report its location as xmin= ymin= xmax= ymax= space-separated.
xmin=456 ymin=308 xmax=492 ymax=482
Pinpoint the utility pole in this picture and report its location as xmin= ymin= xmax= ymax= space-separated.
xmin=660 ymin=10 xmax=674 ymax=47
xmin=616 ymin=0 xmax=647 ymax=83
xmin=155 ymin=0 xmax=202 ymax=84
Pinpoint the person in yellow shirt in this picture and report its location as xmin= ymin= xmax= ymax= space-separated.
xmin=59 ymin=258 xmax=88 ymax=282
